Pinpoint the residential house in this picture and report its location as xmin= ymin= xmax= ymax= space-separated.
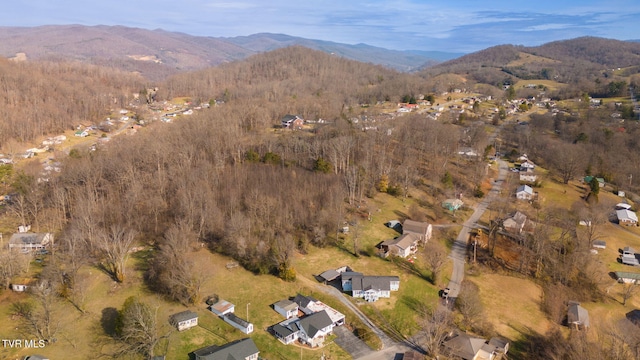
xmin=8 ymin=233 xmax=53 ymax=252
xmin=223 ymin=313 xmax=253 ymax=334
xmin=281 ymin=114 xmax=304 ymax=129
xmin=297 ymin=310 xmax=335 ymax=347
xmin=169 ymin=310 xmax=198 ymax=331
xmin=378 ymin=233 xmax=419 ymax=258
xmin=272 ymin=320 xmax=300 ymax=345
xmin=567 ymin=301 xmax=590 ymax=330
xmin=442 ymin=198 xmax=464 ymax=211
xmin=520 ymin=159 xmax=536 ymax=170
xmin=516 ymin=185 xmax=535 ymax=200
xmin=348 ymin=274 xmax=400 ymax=302
xmin=209 ymin=299 xmax=235 ymax=316
xmin=11 ymin=277 xmax=35 ymax=292
xmin=291 ymin=294 xmax=345 ymax=326
xmin=402 ymin=219 xmax=432 ymax=244
xmin=441 ymin=332 xmax=509 ymax=360
xmin=273 ymin=299 xmax=299 ymax=319
xmin=74 ymin=129 xmax=89 ymax=137
xmin=617 ymin=209 xmax=638 ymax=225
xmin=191 ymin=338 xmax=259 ymax=360
xmin=503 ymin=212 xmax=527 ymax=234
xmin=615 ymin=271 xmax=640 ymax=284
xmin=519 ymin=168 xmax=537 ymax=183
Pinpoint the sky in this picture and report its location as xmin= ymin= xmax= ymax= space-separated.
xmin=3 ymin=0 xmax=640 ymax=53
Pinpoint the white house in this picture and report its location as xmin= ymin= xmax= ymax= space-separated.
xmin=273 ymin=299 xmax=299 ymax=319
xmin=209 ymin=299 xmax=235 ymax=316
xmin=520 ymin=159 xmax=536 ymax=169
xmin=291 ymin=294 xmax=345 ymax=326
xmin=519 ymin=168 xmax=537 ymax=183
xmin=617 ymin=209 xmax=638 ymax=225
xmin=378 ymin=233 xmax=418 ymax=258
xmin=516 ymin=185 xmax=535 ymax=200
xmin=402 ymin=219 xmax=432 ymax=244
xmin=298 ymin=310 xmax=334 ymax=347
xmin=348 ymin=275 xmax=400 ymax=302
xmin=9 ymin=233 xmax=53 ymax=252
xmin=169 ymin=310 xmax=198 ymax=331
xmin=223 ymin=313 xmax=253 ymax=334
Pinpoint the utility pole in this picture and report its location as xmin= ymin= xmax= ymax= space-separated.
xmin=246 ymin=303 xmax=250 ymax=321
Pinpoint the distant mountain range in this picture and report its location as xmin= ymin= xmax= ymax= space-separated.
xmin=0 ymin=25 xmax=463 ymax=80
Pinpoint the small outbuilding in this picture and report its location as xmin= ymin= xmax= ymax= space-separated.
xmin=169 ymin=310 xmax=198 ymax=331
xmin=567 ymin=301 xmax=590 ymax=330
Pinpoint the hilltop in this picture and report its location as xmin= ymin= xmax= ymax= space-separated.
xmin=0 ymin=25 xmax=456 ymax=80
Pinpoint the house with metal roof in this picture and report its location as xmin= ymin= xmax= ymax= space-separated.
xmin=567 ymin=301 xmax=590 ymax=330
xmin=617 ymin=209 xmax=638 ymax=225
xmin=9 ymin=233 xmax=53 ymax=252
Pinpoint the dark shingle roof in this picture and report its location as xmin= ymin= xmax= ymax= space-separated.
xmin=299 ymin=310 xmax=333 ymax=338
xmin=192 ymin=338 xmax=259 ymax=360
xmin=273 ymin=299 xmax=298 ymax=311
xmin=169 ymin=310 xmax=198 ymax=325
xmin=351 ymin=275 xmax=399 ymax=292
xmin=293 ymin=294 xmax=317 ymax=308
xmin=224 ymin=313 xmax=251 ymax=329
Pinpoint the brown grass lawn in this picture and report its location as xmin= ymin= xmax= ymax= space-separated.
xmin=467 ymin=273 xmax=554 ymax=341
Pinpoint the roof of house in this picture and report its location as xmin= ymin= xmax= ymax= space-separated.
xmin=616 ymin=203 xmax=632 ymax=210
xmin=169 ymin=310 xmax=198 ymax=325
xmin=224 ymin=313 xmax=251 ymax=329
xmin=351 ymin=275 xmax=400 ymax=292
xmin=9 ymin=233 xmax=51 ymax=245
xmin=442 ymin=333 xmax=488 ymax=360
xmin=615 ymin=271 xmax=640 ymax=280
xmin=340 ymin=272 xmax=364 ymax=281
xmin=516 ymin=185 xmax=533 ymax=195
xmin=381 ymin=233 xmax=417 ymax=251
xmin=402 ymin=219 xmax=430 ymax=235
xmin=402 ymin=351 xmax=423 ymax=360
xmin=318 ymin=269 xmax=341 ymax=282
xmin=617 ymin=209 xmax=638 ymax=222
xmin=209 ymin=299 xmax=234 ymax=315
xmin=282 ymin=114 xmax=302 ymax=122
xmin=273 ymin=323 xmax=296 ymax=338
xmin=273 ymin=299 xmax=298 ymax=312
xmin=299 ymin=310 xmax=333 ymax=338
xmin=192 ymin=338 xmax=259 ymax=360
xmin=567 ymin=301 xmax=590 ymax=327
xmin=293 ymin=294 xmax=318 ymax=309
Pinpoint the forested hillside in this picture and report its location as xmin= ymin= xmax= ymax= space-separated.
xmin=0 ymin=58 xmax=144 ymax=144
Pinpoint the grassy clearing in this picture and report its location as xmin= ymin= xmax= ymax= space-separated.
xmin=466 ymin=273 xmax=553 ymax=340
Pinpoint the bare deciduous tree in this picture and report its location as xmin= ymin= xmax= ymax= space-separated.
xmin=93 ymin=225 xmax=137 ymax=282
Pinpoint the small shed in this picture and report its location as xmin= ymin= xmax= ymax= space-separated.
xmin=592 ymin=240 xmax=606 ymax=249
xmin=567 ymin=301 xmax=590 ymax=330
xmin=209 ymin=299 xmax=235 ymax=316
xmin=169 ymin=310 xmax=198 ymax=331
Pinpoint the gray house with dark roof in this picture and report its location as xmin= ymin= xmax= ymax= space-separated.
xmin=191 ymin=338 xmax=259 ymax=360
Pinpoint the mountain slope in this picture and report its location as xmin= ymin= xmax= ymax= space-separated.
xmin=0 ymin=25 xmax=454 ymax=79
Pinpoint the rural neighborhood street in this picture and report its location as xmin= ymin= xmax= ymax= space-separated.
xmin=445 ymin=159 xmax=509 ymax=302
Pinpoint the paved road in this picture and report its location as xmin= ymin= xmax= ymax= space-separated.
xmin=333 ymin=326 xmax=374 ymax=359
xmin=445 ymin=159 xmax=509 ymax=301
